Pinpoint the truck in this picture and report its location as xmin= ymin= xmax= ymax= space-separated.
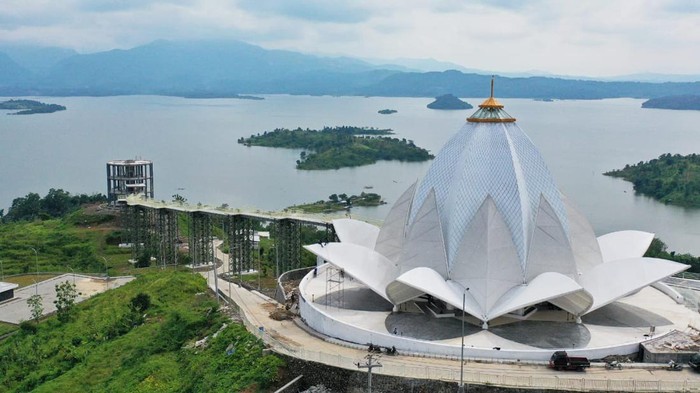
xmin=549 ymin=351 xmax=590 ymax=371
xmin=689 ymin=353 xmax=700 ymax=372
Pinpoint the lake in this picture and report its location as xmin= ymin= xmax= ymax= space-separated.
xmin=1 ymin=95 xmax=699 ymax=254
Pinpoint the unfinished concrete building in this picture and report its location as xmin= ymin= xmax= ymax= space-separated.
xmin=106 ymin=159 xmax=154 ymax=202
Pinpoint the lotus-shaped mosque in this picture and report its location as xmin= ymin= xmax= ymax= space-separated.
xmin=303 ymin=88 xmax=689 ymax=332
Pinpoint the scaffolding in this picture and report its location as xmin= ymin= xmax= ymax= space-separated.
xmin=154 ymin=208 xmax=179 ymax=267
xmin=325 ymin=265 xmax=345 ymax=309
xmin=123 ymin=204 xmax=151 ymax=261
xmin=122 ymin=200 xmax=341 ymax=279
xmin=232 ymin=215 xmax=254 ymax=274
xmin=188 ymin=212 xmax=213 ymax=267
xmin=274 ymin=219 xmax=301 ymax=276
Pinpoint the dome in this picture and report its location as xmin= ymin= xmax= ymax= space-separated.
xmin=304 ymin=88 xmax=689 ymax=329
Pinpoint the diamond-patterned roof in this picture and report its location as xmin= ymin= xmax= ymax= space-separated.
xmin=410 ymin=120 xmax=568 ymax=272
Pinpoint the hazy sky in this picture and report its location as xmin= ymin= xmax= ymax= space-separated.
xmin=1 ymin=0 xmax=699 ymax=76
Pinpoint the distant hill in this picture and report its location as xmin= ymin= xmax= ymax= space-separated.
xmin=427 ymin=94 xmax=472 ymax=110
xmin=0 ymin=45 xmax=77 ymax=75
xmin=642 ymin=95 xmax=700 ymax=110
xmin=1 ymin=39 xmax=700 ymax=99
xmin=0 ymin=53 xmax=33 ymax=87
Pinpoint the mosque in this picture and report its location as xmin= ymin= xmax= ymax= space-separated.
xmin=297 ymin=83 xmax=694 ymax=360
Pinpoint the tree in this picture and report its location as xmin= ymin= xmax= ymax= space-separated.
xmin=172 ymin=194 xmax=187 ymax=204
xmin=27 ymin=294 xmax=43 ymax=322
xmin=328 ymin=194 xmax=339 ymax=203
xmin=54 ymin=281 xmax=78 ymax=322
xmin=129 ymin=293 xmax=151 ymax=314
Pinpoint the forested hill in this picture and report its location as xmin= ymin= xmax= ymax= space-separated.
xmin=604 ymin=153 xmax=700 ymax=207
xmin=1 ymin=40 xmax=700 ymax=98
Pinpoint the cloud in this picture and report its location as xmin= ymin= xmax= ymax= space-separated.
xmin=235 ymin=0 xmax=370 ymax=23
xmin=0 ymin=0 xmax=698 ymax=76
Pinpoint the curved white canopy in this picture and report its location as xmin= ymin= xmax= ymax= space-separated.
xmin=580 ymin=256 xmax=689 ymax=312
xmin=332 ymin=218 xmax=380 ymax=249
xmin=392 ymin=267 xmax=483 ymax=319
xmin=597 ymin=230 xmax=654 ymax=263
xmin=304 ymin=242 xmax=397 ymax=302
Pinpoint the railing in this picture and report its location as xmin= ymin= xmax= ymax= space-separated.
xmin=214 ymin=286 xmax=700 ymax=392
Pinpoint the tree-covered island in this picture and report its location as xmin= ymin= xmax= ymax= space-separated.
xmin=0 ymin=99 xmax=66 ymax=115
xmin=286 ymin=192 xmax=386 ymax=213
xmin=427 ymin=94 xmax=473 ymax=110
xmin=604 ymin=153 xmax=700 ymax=207
xmin=378 ymin=109 xmax=397 ymax=114
xmin=238 ymin=126 xmax=434 ymax=170
xmin=642 ymin=95 xmax=700 ymax=110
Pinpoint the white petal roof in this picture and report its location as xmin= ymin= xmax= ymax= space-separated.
xmin=597 ymin=230 xmax=655 ymax=263
xmin=332 ymin=218 xmax=380 ymax=249
xmin=411 ymin=121 xmax=567 ymax=272
xmin=304 ymin=94 xmax=690 ymax=327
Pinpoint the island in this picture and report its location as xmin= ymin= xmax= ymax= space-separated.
xmin=604 ymin=153 xmax=700 ymax=207
xmin=286 ymin=192 xmax=386 ymax=213
xmin=238 ymin=126 xmax=434 ymax=170
xmin=180 ymin=93 xmax=264 ymax=100
xmin=378 ymin=109 xmax=397 ymax=115
xmin=642 ymin=95 xmax=700 ymax=110
xmin=0 ymin=99 xmax=66 ymax=115
xmin=427 ymin=94 xmax=473 ymax=110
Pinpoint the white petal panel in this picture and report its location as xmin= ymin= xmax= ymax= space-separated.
xmin=562 ymin=194 xmax=602 ymax=275
xmin=375 ymin=182 xmax=416 ymax=264
xmin=597 ymin=230 xmax=655 ymax=263
xmin=451 ymin=197 xmax=522 ymax=313
xmin=398 ymin=189 xmax=448 ymax=277
xmin=392 ymin=267 xmax=483 ymax=319
xmin=524 ymin=196 xmax=577 ymax=281
xmin=304 ymin=243 xmax=398 ymax=303
xmin=580 ymin=257 xmax=689 ymax=313
xmin=486 ymin=272 xmax=585 ymax=320
xmin=332 ymin=218 xmax=380 ymax=249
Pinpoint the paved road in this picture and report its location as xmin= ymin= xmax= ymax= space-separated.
xmin=202 ymin=256 xmax=700 ymax=392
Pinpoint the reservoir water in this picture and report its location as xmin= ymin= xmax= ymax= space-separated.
xmin=1 ymin=95 xmax=699 ymax=254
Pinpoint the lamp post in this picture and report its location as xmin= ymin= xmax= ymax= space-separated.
xmin=459 ymin=287 xmax=469 ymax=393
xmin=101 ymin=256 xmax=109 ymax=279
xmin=67 ymin=265 xmax=75 ymax=285
xmin=30 ymin=247 xmax=39 ymax=295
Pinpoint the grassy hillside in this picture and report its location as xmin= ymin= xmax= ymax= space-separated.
xmin=0 ymin=271 xmax=283 ymax=392
xmin=0 ymin=210 xmax=130 ymax=276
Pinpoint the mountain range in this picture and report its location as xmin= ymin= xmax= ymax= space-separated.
xmin=1 ymin=39 xmax=699 ymax=99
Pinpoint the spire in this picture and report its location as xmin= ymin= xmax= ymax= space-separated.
xmin=467 ymin=76 xmax=516 ymax=123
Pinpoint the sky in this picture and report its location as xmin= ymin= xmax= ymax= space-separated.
xmin=1 ymin=0 xmax=699 ymax=77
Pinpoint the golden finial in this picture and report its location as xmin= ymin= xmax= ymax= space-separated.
xmin=467 ymin=76 xmax=516 ymax=123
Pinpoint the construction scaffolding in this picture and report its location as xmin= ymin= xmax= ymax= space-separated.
xmin=325 ymin=265 xmax=345 ymax=309
xmin=188 ymin=212 xmax=214 ymax=267
xmin=122 ymin=199 xmax=344 ymax=278
xmin=274 ymin=219 xmax=302 ymax=276
xmin=154 ymin=208 xmax=179 ymax=267
xmin=232 ymin=215 xmax=255 ymax=274
xmin=123 ymin=204 xmax=151 ymax=261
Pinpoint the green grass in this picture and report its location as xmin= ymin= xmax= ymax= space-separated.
xmin=0 ymin=271 xmax=283 ymax=392
xmin=0 ymin=322 xmax=17 ymax=337
xmin=2 ymin=274 xmax=58 ymax=288
xmin=0 ymin=213 xmax=132 ymax=277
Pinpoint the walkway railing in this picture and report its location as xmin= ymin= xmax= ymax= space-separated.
xmin=215 ymin=282 xmax=700 ymax=392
